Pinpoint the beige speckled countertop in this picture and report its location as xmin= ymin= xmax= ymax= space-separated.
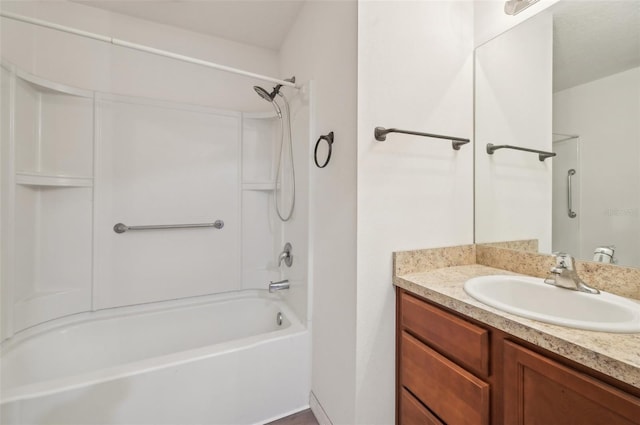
xmin=393 ymin=246 xmax=640 ymax=390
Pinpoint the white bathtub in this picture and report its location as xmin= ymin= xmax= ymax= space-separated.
xmin=0 ymin=290 xmax=310 ymax=425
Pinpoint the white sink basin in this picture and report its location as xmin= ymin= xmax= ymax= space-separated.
xmin=464 ymin=275 xmax=640 ymax=333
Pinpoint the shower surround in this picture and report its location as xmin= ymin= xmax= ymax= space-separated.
xmin=1 ymin=3 xmax=311 ymax=423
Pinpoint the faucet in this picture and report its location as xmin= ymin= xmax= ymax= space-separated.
xmin=593 ymin=246 xmax=616 ymax=264
xmin=278 ymin=242 xmax=293 ymax=267
xmin=269 ymin=279 xmax=290 ymax=293
xmin=544 ymin=253 xmax=600 ymax=294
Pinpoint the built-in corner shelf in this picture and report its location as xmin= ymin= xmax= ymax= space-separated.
xmin=16 ymin=172 xmax=93 ymax=187
xmin=242 ymin=181 xmax=277 ymax=191
xmin=16 ymin=68 xmax=94 ymax=99
xmin=2 ymin=63 xmax=96 ymax=337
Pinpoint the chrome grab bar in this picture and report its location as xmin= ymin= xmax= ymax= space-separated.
xmin=567 ymin=169 xmax=577 ymax=218
xmin=113 ymin=220 xmax=224 ymax=234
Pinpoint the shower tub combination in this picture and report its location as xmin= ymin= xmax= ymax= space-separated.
xmin=0 ymin=291 xmax=310 ymax=425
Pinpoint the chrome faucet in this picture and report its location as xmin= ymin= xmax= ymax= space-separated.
xmin=269 ymin=279 xmax=290 ymax=293
xmin=278 ymin=242 xmax=293 ymax=267
xmin=544 ymin=253 xmax=599 ymax=294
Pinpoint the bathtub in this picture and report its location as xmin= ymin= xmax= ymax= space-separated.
xmin=0 ymin=290 xmax=310 ymax=425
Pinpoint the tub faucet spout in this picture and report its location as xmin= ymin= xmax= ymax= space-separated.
xmin=269 ymin=279 xmax=290 ymax=293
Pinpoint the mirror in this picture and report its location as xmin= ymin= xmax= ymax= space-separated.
xmin=475 ymin=1 xmax=640 ymax=267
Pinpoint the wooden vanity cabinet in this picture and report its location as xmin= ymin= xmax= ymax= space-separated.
xmin=397 ymin=289 xmax=492 ymax=425
xmin=396 ymin=288 xmax=640 ymax=425
xmin=504 ymin=341 xmax=640 ymax=425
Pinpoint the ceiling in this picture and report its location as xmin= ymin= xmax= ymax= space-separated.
xmin=553 ymin=1 xmax=640 ymax=92
xmin=73 ymin=0 xmax=305 ymax=50
xmin=71 ymin=1 xmax=640 ymax=90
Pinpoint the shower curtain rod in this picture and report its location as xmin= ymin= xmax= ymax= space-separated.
xmin=0 ymin=11 xmax=298 ymax=89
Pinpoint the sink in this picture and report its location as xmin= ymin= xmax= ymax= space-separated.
xmin=464 ymin=275 xmax=640 ymax=333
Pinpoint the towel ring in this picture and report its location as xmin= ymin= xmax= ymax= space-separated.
xmin=314 ymin=131 xmax=334 ymax=169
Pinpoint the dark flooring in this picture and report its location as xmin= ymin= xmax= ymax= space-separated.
xmin=266 ymin=409 xmax=320 ymax=425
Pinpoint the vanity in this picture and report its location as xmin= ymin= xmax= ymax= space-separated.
xmin=393 ymin=244 xmax=640 ymax=425
xmin=396 ymin=0 xmax=640 ymax=422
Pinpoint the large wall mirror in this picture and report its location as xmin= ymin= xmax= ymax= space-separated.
xmin=475 ymin=1 xmax=640 ymax=267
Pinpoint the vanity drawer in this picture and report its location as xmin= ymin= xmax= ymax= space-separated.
xmin=400 ymin=291 xmax=489 ymax=376
xmin=401 ymin=332 xmax=490 ymax=425
xmin=399 ymin=388 xmax=444 ymax=425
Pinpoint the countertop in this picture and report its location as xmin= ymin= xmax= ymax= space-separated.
xmin=394 ymin=263 xmax=640 ymax=389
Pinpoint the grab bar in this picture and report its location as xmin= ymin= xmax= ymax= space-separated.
xmin=567 ymin=169 xmax=577 ymax=218
xmin=374 ymin=127 xmax=470 ymax=150
xmin=486 ymin=143 xmax=556 ymax=161
xmin=113 ymin=220 xmax=224 ymax=234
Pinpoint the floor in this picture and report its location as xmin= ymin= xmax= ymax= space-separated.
xmin=266 ymin=409 xmax=319 ymax=425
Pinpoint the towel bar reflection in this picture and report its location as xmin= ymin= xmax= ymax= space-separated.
xmin=113 ymin=220 xmax=224 ymax=234
xmin=486 ymin=143 xmax=556 ymax=161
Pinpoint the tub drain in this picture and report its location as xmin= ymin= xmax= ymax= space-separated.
xmin=276 ymin=312 xmax=283 ymax=326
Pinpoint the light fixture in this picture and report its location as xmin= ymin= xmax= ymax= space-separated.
xmin=504 ymin=0 xmax=540 ymax=15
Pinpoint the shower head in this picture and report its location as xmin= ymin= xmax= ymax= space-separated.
xmin=253 ymin=77 xmax=295 ymax=103
xmin=254 ymin=85 xmax=282 ymax=118
xmin=253 ymin=84 xmax=283 ymax=101
xmin=254 ymin=86 xmax=275 ymax=102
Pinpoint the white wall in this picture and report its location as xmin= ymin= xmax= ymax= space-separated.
xmin=357 ymin=1 xmax=474 ymax=423
xmin=279 ymin=1 xmax=358 ymax=423
xmin=474 ymin=12 xmax=553 ymax=251
xmin=554 ymin=67 xmax=640 ymax=266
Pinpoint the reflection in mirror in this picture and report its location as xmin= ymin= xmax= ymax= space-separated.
xmin=475 ymin=1 xmax=640 ymax=267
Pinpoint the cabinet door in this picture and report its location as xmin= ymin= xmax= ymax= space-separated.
xmin=504 ymin=340 xmax=640 ymax=425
